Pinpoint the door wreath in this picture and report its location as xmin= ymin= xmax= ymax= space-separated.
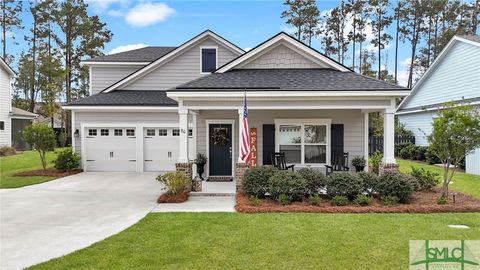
xmin=210 ymin=128 xmax=229 ymax=146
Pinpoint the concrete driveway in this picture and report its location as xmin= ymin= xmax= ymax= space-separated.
xmin=0 ymin=172 xmax=161 ymax=270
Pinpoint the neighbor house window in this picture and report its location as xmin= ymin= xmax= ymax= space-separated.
xmin=146 ymin=129 xmax=155 ymax=136
xmin=172 ymin=129 xmax=180 ymax=136
xmin=114 ymin=129 xmax=123 ymax=136
xmin=201 ymin=48 xmax=217 ymax=73
xmin=100 ymin=129 xmax=109 ymax=136
xmin=88 ymin=129 xmax=97 ymax=136
xmin=126 ymin=129 xmax=135 ymax=136
xmin=0 ymin=121 xmax=4 ymax=131
xmin=158 ymin=129 xmax=167 ymax=136
xmin=275 ymin=119 xmax=330 ymax=164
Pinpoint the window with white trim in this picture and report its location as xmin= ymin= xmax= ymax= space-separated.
xmin=172 ymin=129 xmax=180 ymax=136
xmin=201 ymin=48 xmax=216 ymax=73
xmin=275 ymin=119 xmax=330 ymax=164
xmin=146 ymin=129 xmax=155 ymax=136
xmin=188 ymin=128 xmax=193 ymax=137
xmin=126 ymin=129 xmax=135 ymax=136
xmin=159 ymin=129 xmax=167 ymax=136
xmin=88 ymin=129 xmax=97 ymax=136
xmin=100 ymin=129 xmax=109 ymax=136
xmin=114 ymin=129 xmax=123 ymax=136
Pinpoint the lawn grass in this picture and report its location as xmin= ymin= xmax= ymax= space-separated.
xmin=31 ymin=212 xmax=480 ymax=270
xmin=0 ymin=149 xmax=60 ymax=188
xmin=397 ymin=159 xmax=480 ymax=199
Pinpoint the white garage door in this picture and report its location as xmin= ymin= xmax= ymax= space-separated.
xmin=143 ymin=128 xmax=179 ymax=172
xmin=85 ymin=128 xmax=137 ymax=172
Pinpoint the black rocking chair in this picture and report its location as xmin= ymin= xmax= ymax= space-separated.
xmin=325 ymin=152 xmax=350 ymax=176
xmin=271 ymin=152 xmax=295 ymax=171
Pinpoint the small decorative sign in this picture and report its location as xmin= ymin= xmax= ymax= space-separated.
xmin=249 ymin=128 xmax=257 ymax=167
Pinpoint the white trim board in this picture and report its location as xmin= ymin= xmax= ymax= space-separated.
xmin=63 ymin=106 xmax=178 ymax=112
xmin=168 ymin=91 xmax=410 ymax=99
xmin=205 ymin=119 xmax=236 ymax=178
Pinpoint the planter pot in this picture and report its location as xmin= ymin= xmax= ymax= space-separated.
xmin=196 ymin=163 xmax=206 ymax=180
xmin=355 ymin=166 xmax=365 ymax=172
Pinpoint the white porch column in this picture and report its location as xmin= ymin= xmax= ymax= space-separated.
xmin=383 ymin=108 xmax=396 ymax=164
xmin=178 ymin=108 xmax=189 ymax=163
xmin=363 ymin=112 xmax=369 ymax=171
xmin=238 ymin=108 xmax=245 ymax=163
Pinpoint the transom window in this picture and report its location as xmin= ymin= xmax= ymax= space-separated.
xmin=114 ymin=129 xmax=123 ymax=136
xmin=146 ymin=129 xmax=155 ymax=136
xmin=275 ymin=119 xmax=330 ymax=164
xmin=100 ymin=129 xmax=109 ymax=136
xmin=159 ymin=129 xmax=167 ymax=136
xmin=88 ymin=129 xmax=97 ymax=136
xmin=126 ymin=129 xmax=135 ymax=136
xmin=172 ymin=129 xmax=180 ymax=136
xmin=201 ymin=47 xmax=217 ymax=73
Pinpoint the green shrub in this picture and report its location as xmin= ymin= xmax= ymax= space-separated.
xmin=243 ymin=166 xmax=278 ymax=197
xmin=358 ymin=172 xmax=378 ymax=195
xmin=410 ymin=166 xmax=440 ymax=191
xmin=58 ymin=132 xmax=68 ymax=147
xmin=381 ymin=195 xmax=399 ymax=205
xmin=376 ymin=172 xmax=416 ymax=203
xmin=297 ymin=168 xmax=326 ymax=196
xmin=395 ymin=142 xmax=412 ymax=156
xmin=326 ymin=172 xmax=363 ymax=200
xmin=248 ymin=196 xmax=262 ymax=206
xmin=399 ymin=144 xmax=416 ymax=159
xmin=156 ymin=172 xmax=190 ymax=195
xmin=277 ymin=194 xmax=292 ymax=205
xmin=268 ymin=171 xmax=306 ymax=201
xmin=54 ymin=148 xmax=80 ymax=171
xmin=437 ymin=196 xmax=447 ymax=205
xmin=414 ymin=146 xmax=428 ymax=161
xmin=369 ymin=151 xmax=383 ymax=174
xmin=351 ymin=156 xmax=366 ymax=167
xmin=309 ymin=194 xmax=321 ymax=205
xmin=425 ymin=147 xmax=441 ymax=164
xmin=331 ymin=195 xmax=349 ymax=206
xmin=23 ymin=123 xmax=56 ymax=170
xmin=353 ymin=194 xmax=372 ymax=206
xmin=0 ymin=146 xmax=16 ymax=156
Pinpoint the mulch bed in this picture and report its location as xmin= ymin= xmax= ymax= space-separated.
xmin=236 ymin=188 xmax=480 ymax=213
xmin=13 ymin=168 xmax=82 ymax=177
xmin=157 ymin=191 xmax=190 ymax=203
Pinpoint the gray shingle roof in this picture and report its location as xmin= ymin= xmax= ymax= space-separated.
xmin=173 ymin=69 xmax=408 ymax=91
xmin=86 ymin=46 xmax=176 ymax=62
xmin=67 ymin=90 xmax=177 ymax=106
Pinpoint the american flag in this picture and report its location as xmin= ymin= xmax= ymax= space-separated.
xmin=240 ymin=90 xmax=251 ymax=163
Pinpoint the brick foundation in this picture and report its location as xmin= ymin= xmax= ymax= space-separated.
xmin=379 ymin=163 xmax=399 ymax=175
xmin=235 ymin=162 xmax=249 ymax=192
xmin=175 ymin=162 xmax=193 ymax=180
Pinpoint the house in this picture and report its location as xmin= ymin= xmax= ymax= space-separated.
xmin=64 ymin=30 xmax=409 ymax=180
xmin=397 ymin=35 xmax=480 ymax=175
xmin=0 ymin=57 xmax=37 ymax=151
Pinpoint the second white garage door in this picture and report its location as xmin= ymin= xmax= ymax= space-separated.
xmin=143 ymin=127 xmax=180 ymax=172
xmin=85 ymin=127 xmax=137 ymax=172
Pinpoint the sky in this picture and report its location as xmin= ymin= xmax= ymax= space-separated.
xmin=7 ymin=0 xmax=437 ymax=86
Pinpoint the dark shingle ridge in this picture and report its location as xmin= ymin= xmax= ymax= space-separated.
xmin=87 ymin=46 xmax=177 ymax=62
xmin=67 ymin=90 xmax=177 ymax=106
xmin=173 ymin=69 xmax=408 ymax=91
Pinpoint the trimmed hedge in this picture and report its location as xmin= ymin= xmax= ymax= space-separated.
xmin=376 ymin=172 xmax=416 ymax=203
xmin=297 ymin=168 xmax=326 ymax=196
xmin=268 ymin=170 xmax=306 ymax=202
xmin=326 ymin=172 xmax=363 ymax=200
xmin=243 ymin=166 xmax=278 ymax=197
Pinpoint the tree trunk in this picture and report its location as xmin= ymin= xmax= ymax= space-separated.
xmin=352 ymin=23 xmax=356 ymax=71
xmin=377 ymin=14 xmax=381 ymax=80
xmin=29 ymin=13 xmax=37 ymax=113
xmin=394 ymin=4 xmax=399 ymax=84
xmin=2 ymin=1 xmax=6 ymax=60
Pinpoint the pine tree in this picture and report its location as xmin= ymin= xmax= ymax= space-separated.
xmin=346 ymin=0 xmax=365 ymax=71
xmin=302 ymin=0 xmax=320 ymax=46
xmin=1 ymin=0 xmax=23 ymax=62
xmin=368 ymin=0 xmax=392 ymax=80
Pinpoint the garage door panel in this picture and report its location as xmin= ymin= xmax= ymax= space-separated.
xmin=144 ymin=128 xmax=179 ymax=172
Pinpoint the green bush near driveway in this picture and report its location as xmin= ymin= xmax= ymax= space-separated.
xmin=30 ymin=213 xmax=480 ymax=270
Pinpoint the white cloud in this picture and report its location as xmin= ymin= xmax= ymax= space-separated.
xmin=86 ymin=0 xmax=127 ymax=12
xmin=125 ymin=2 xmax=175 ymax=27
xmin=5 ymin=30 xmax=14 ymax=39
xmin=107 ymin=9 xmax=124 ymax=17
xmin=109 ymin=43 xmax=148 ymax=54
xmin=280 ymin=25 xmax=296 ymax=35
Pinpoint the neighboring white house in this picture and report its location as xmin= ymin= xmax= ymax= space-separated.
xmin=64 ymin=30 xmax=409 ymax=177
xmin=0 ymin=57 xmax=15 ymax=148
xmin=397 ymin=35 xmax=480 ymax=175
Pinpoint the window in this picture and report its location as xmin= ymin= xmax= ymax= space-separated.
xmin=188 ymin=128 xmax=193 ymax=137
xmin=172 ymin=129 xmax=180 ymax=136
xmin=114 ymin=129 xmax=123 ymax=136
xmin=88 ymin=129 xmax=97 ymax=136
xmin=0 ymin=121 xmax=4 ymax=131
xmin=126 ymin=129 xmax=135 ymax=136
xmin=100 ymin=129 xmax=109 ymax=136
xmin=276 ymin=119 xmax=330 ymax=164
xmin=201 ymin=48 xmax=216 ymax=73
xmin=158 ymin=129 xmax=167 ymax=136
xmin=146 ymin=129 xmax=155 ymax=136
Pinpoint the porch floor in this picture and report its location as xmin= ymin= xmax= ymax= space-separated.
xmin=191 ymin=180 xmax=236 ymax=196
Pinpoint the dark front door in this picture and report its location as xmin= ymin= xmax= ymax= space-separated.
xmin=331 ymin=124 xmax=344 ymax=155
xmin=209 ymin=124 xmax=232 ymax=176
xmin=263 ymin=124 xmax=275 ymax=165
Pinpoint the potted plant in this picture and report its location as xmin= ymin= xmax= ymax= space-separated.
xmin=194 ymin=153 xmax=208 ymax=180
xmin=352 ymin=156 xmax=366 ymax=172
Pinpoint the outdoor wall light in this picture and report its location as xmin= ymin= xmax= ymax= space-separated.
xmin=74 ymin=129 xmax=80 ymax=137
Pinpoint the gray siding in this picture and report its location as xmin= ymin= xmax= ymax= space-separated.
xmin=240 ymin=44 xmax=327 ymax=69
xmin=466 ymin=148 xmax=480 ymax=175
xmin=90 ymin=66 xmax=142 ymax=95
xmin=397 ymin=111 xmax=436 ymax=146
xmin=196 ymin=109 xmax=366 ymax=172
xmin=0 ymin=65 xmax=12 ymax=147
xmin=120 ymin=38 xmax=240 ymax=90
xmin=401 ymin=41 xmax=480 ymax=109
